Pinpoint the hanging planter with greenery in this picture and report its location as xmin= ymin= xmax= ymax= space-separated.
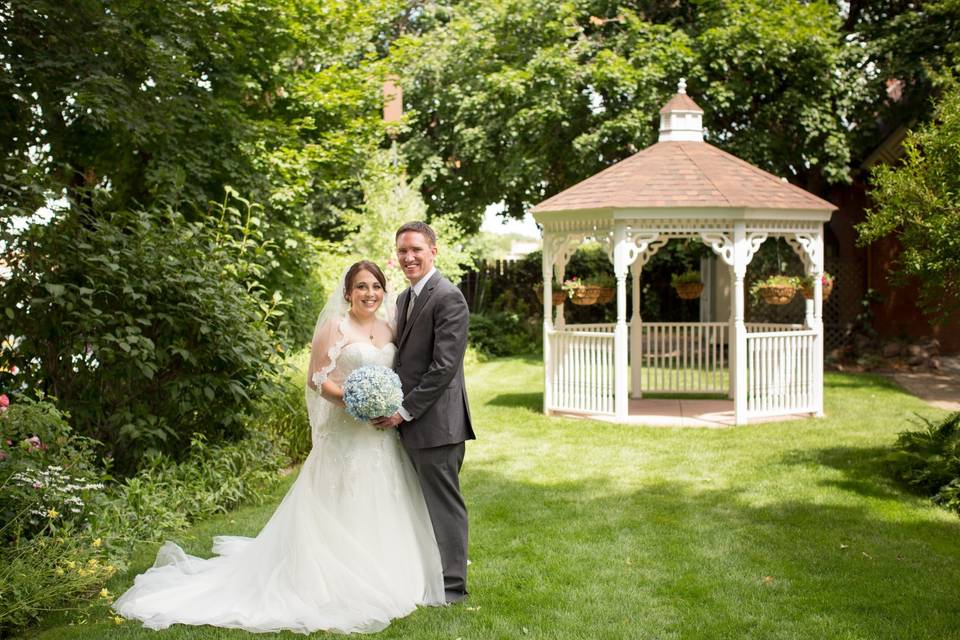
xmin=671 ymin=270 xmax=704 ymax=299
xmin=799 ymin=272 xmax=834 ymax=301
xmin=752 ymin=275 xmax=800 ymax=305
xmin=534 ymin=283 xmax=567 ymax=306
xmin=589 ymin=274 xmax=616 ymax=304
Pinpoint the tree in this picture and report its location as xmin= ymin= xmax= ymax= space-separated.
xmin=0 ymin=0 xmax=393 ymax=227
xmin=856 ymin=82 xmax=960 ymax=320
xmin=0 ymin=0 xmax=404 ymax=343
xmin=840 ymin=0 xmax=960 ymax=163
xmin=336 ymin=146 xmax=479 ymax=295
xmin=391 ymin=0 xmax=852 ymax=226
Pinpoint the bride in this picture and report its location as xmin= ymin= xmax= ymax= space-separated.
xmin=113 ymin=260 xmax=445 ymax=634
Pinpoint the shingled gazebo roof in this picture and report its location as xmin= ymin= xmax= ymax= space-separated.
xmin=532 ymin=86 xmax=834 ymax=216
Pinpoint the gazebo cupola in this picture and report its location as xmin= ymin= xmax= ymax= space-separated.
xmin=658 ymin=79 xmax=704 ymax=142
xmin=532 ymin=80 xmax=836 ymax=426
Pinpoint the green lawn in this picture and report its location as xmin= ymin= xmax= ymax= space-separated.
xmin=23 ymin=358 xmax=960 ymax=640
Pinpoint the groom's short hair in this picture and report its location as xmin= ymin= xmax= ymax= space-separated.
xmin=396 ymin=221 xmax=436 ymax=247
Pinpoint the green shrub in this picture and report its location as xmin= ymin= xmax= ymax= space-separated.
xmin=469 ymin=312 xmax=539 ymax=358
xmin=91 ymin=430 xmax=285 ymax=560
xmin=0 ymin=196 xmax=284 ymax=473
xmin=252 ymin=349 xmax=311 ymax=464
xmin=888 ymin=412 xmax=960 ymax=515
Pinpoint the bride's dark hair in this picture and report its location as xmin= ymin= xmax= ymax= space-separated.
xmin=343 ymin=260 xmax=387 ymax=301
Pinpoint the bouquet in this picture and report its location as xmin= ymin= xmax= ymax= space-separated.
xmin=342 ymin=365 xmax=404 ymax=421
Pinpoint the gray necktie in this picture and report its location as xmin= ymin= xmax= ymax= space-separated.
xmin=406 ymin=290 xmax=417 ymax=322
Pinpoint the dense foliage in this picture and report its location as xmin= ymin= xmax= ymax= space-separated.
xmin=857 ymin=82 xmax=960 ymax=321
xmin=253 ymin=350 xmax=313 ymax=465
xmin=468 ymin=312 xmax=539 ymax=358
xmin=888 ymin=412 xmax=960 ymax=516
xmin=0 ymin=0 xmax=392 ymax=226
xmin=0 ymin=0 xmax=405 ymax=347
xmin=0 ymin=195 xmax=284 ymax=473
xmin=389 ymin=0 xmax=960 ymax=226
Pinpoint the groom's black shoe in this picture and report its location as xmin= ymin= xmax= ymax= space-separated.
xmin=444 ymin=590 xmax=468 ymax=604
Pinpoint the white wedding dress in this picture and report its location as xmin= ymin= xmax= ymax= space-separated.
xmin=113 ymin=341 xmax=445 ymax=634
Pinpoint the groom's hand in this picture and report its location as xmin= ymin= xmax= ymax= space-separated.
xmin=372 ymin=412 xmax=403 ymax=429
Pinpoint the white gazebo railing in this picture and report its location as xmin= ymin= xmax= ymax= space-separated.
xmin=546 ymin=328 xmax=615 ymax=414
xmin=543 ymin=319 xmax=822 ymax=421
xmin=637 ymin=322 xmax=728 ymax=394
xmin=745 ymin=329 xmax=818 ymax=417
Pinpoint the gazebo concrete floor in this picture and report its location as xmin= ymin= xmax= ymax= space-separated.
xmin=552 ymin=399 xmax=809 ymax=428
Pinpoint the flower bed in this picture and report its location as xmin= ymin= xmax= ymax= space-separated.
xmin=0 ymin=393 xmax=285 ymax=634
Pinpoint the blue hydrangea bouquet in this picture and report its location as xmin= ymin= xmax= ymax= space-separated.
xmin=342 ymin=365 xmax=404 ymax=421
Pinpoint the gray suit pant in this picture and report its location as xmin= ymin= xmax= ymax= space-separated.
xmin=404 ymin=442 xmax=468 ymax=599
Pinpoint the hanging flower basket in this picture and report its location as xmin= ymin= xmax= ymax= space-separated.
xmin=562 ymin=277 xmax=598 ymax=306
xmin=534 ymin=284 xmax=567 ymax=306
xmin=585 ymin=276 xmax=615 ymax=304
xmin=752 ymin=275 xmax=800 ymax=306
xmin=674 ymin=282 xmax=704 ymax=300
xmin=671 ymin=270 xmax=704 ymax=299
xmin=759 ymin=285 xmax=797 ymax=305
xmin=570 ymin=285 xmax=602 ymax=306
xmin=799 ymin=272 xmax=834 ymax=301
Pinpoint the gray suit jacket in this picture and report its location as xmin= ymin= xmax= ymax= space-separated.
xmin=395 ymin=271 xmax=475 ymax=449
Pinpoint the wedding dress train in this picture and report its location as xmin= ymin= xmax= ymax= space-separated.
xmin=113 ymin=342 xmax=444 ymax=634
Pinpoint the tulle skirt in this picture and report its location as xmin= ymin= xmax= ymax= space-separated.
xmin=113 ymin=421 xmax=445 ymax=634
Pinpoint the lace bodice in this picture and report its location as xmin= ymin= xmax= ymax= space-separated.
xmin=332 ymin=342 xmax=397 ymax=382
xmin=311 ymin=341 xmax=396 ymax=388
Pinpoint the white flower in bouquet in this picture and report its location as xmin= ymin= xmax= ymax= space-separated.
xmin=342 ymin=365 xmax=404 ymax=421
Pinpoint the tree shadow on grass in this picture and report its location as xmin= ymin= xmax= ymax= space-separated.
xmin=780 ymin=445 xmax=907 ymax=501
xmin=486 ymin=392 xmax=543 ymax=413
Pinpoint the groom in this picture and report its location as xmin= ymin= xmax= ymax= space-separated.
xmin=372 ymin=221 xmax=475 ymax=604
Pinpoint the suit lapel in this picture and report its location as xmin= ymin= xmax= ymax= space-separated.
xmin=399 ymin=271 xmax=441 ymax=348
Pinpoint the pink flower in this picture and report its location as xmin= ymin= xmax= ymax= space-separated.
xmin=26 ymin=435 xmax=43 ymax=450
xmin=386 ymin=258 xmax=397 ymax=268
xmin=9 ymin=366 xmax=16 ymax=375
xmin=33 ymin=481 xmax=42 ymax=489
xmin=0 ymin=394 xmax=8 ymax=408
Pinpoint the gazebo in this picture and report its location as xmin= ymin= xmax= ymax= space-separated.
xmin=531 ymin=81 xmax=836 ymax=425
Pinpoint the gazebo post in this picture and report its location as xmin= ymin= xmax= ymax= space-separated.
xmin=613 ymin=222 xmax=629 ymax=420
xmin=812 ymin=229 xmax=825 ymax=417
xmin=555 ymin=249 xmax=568 ymax=330
xmin=542 ymin=234 xmax=554 ymax=414
xmin=732 ymin=221 xmax=748 ymax=425
xmin=727 ymin=262 xmax=736 ymax=401
xmin=630 ymin=260 xmax=642 ymax=399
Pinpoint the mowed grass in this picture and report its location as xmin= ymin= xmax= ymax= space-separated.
xmin=23 ymin=358 xmax=960 ymax=640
